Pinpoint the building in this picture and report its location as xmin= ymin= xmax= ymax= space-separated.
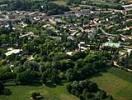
xmin=5 ymin=48 xmax=22 ymax=56
xmin=122 ymin=4 xmax=132 ymax=14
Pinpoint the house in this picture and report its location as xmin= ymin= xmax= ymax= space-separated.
xmin=5 ymin=48 xmax=22 ymax=56
xmin=49 ymin=18 xmax=56 ymax=25
xmin=122 ymin=4 xmax=132 ymax=11
xmin=66 ymin=52 xmax=73 ymax=56
xmin=102 ymin=41 xmax=121 ymax=48
xmin=78 ymin=42 xmax=88 ymax=51
xmin=122 ymin=4 xmax=132 ymax=14
xmin=19 ymin=32 xmax=34 ymax=38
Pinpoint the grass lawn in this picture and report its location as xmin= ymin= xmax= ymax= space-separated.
xmin=91 ymin=67 xmax=132 ymax=100
xmin=0 ymin=84 xmax=78 ymax=100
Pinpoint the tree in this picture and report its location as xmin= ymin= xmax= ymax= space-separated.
xmin=66 ymin=0 xmax=81 ymax=5
xmin=0 ymin=72 xmax=16 ymax=81
xmin=65 ymin=68 xmax=78 ymax=81
xmin=41 ymin=0 xmax=49 ymax=13
xmin=95 ymin=90 xmax=107 ymax=99
xmin=59 ymin=59 xmax=74 ymax=71
xmin=24 ymin=61 xmax=40 ymax=71
xmin=51 ymin=69 xmax=60 ymax=84
xmin=71 ymin=51 xmax=87 ymax=61
xmin=41 ymin=68 xmax=60 ymax=84
xmin=41 ymin=71 xmax=48 ymax=84
xmin=87 ymin=82 xmax=98 ymax=92
xmin=67 ymin=84 xmax=72 ymax=93
xmin=0 ymin=81 xmax=4 ymax=94
xmin=67 ymin=80 xmax=112 ymax=100
xmin=82 ymin=89 xmax=94 ymax=100
xmin=16 ymin=71 xmax=40 ymax=84
xmin=31 ymin=92 xmax=43 ymax=100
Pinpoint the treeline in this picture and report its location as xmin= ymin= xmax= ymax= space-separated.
xmin=66 ymin=0 xmax=81 ymax=5
xmin=89 ymin=2 xmax=123 ymax=10
xmin=0 ymin=51 xmax=111 ymax=85
xmin=0 ymin=0 xmax=70 ymax=15
xmin=0 ymin=81 xmax=11 ymax=95
xmin=0 ymin=81 xmax=4 ymax=94
xmin=66 ymin=0 xmax=124 ymax=10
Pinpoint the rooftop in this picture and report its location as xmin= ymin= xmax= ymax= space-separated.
xmin=102 ymin=41 xmax=121 ymax=48
xmin=5 ymin=48 xmax=22 ymax=56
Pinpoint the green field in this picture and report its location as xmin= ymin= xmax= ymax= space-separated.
xmin=91 ymin=67 xmax=132 ymax=100
xmin=0 ymin=84 xmax=78 ymax=100
xmin=1 ymin=67 xmax=132 ymax=100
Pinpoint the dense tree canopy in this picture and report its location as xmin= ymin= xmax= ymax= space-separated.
xmin=0 ymin=0 xmax=70 ymax=15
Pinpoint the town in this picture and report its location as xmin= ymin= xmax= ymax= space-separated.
xmin=0 ymin=0 xmax=132 ymax=100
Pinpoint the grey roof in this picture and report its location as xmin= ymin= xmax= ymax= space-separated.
xmin=102 ymin=41 xmax=121 ymax=48
xmin=122 ymin=4 xmax=132 ymax=11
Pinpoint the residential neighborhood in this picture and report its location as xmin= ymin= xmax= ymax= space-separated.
xmin=0 ymin=0 xmax=131 ymax=100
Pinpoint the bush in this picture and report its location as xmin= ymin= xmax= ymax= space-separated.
xmin=0 ymin=81 xmax=4 ymax=94
xmin=31 ymin=92 xmax=43 ymax=100
xmin=16 ymin=71 xmax=40 ymax=84
xmin=3 ymin=88 xmax=12 ymax=95
xmin=0 ymin=72 xmax=16 ymax=81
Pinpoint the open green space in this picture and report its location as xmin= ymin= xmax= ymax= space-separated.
xmin=91 ymin=67 xmax=132 ymax=100
xmin=0 ymin=84 xmax=78 ymax=100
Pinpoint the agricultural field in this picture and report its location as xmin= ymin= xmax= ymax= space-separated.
xmin=91 ymin=67 xmax=132 ymax=100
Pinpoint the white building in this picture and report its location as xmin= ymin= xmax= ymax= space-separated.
xmin=5 ymin=48 xmax=22 ymax=56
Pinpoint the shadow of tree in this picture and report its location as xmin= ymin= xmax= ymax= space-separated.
xmin=2 ymin=88 xmax=12 ymax=96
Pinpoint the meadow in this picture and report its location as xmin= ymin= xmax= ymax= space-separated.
xmin=0 ymin=84 xmax=78 ymax=100
xmin=91 ymin=67 xmax=132 ymax=100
